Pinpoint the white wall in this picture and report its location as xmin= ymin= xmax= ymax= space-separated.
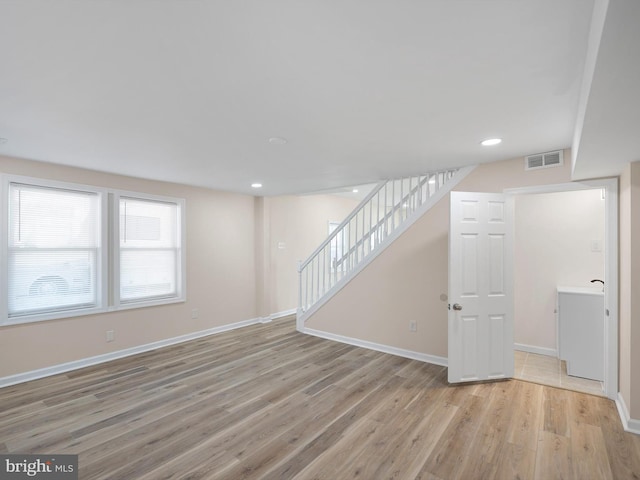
xmin=619 ymin=161 xmax=640 ymax=419
xmin=266 ymin=194 xmax=361 ymax=315
xmin=514 ymin=189 xmax=605 ymax=353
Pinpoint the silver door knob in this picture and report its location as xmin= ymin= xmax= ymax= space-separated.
xmin=452 ymin=303 xmax=463 ymax=311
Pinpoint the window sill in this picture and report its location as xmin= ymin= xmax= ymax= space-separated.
xmin=109 ymin=295 xmax=186 ymax=312
xmin=2 ymin=306 xmax=109 ymax=326
xmin=1 ymin=296 xmax=186 ymax=326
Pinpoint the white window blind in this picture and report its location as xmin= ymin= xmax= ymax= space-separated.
xmin=8 ymin=182 xmax=101 ymax=317
xmin=119 ymin=197 xmax=180 ymax=303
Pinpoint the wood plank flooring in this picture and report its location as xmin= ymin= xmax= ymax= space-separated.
xmin=1 ymin=317 xmax=639 ymax=479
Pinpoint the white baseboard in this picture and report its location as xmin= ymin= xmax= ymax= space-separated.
xmin=270 ymin=309 xmax=296 ymax=320
xmin=616 ymin=392 xmax=640 ymax=435
xmin=301 ymin=327 xmax=448 ymax=367
xmin=514 ymin=343 xmax=557 ymax=357
xmin=0 ymin=316 xmax=263 ymax=388
xmin=258 ymin=309 xmax=297 ymax=323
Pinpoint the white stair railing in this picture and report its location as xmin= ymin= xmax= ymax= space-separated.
xmin=297 ymin=168 xmax=460 ymax=321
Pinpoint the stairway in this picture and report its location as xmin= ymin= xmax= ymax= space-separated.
xmin=297 ymin=166 xmax=474 ymax=329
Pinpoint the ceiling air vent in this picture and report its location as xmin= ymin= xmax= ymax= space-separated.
xmin=525 ymin=150 xmax=563 ymax=171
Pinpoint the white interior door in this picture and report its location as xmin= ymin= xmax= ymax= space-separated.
xmin=448 ymin=191 xmax=514 ymax=383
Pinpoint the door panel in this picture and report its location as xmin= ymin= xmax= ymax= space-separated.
xmin=488 ymin=234 xmax=505 ymax=294
xmin=489 ymin=314 xmax=506 ymax=377
xmin=461 ymin=234 xmax=479 ymax=295
xmin=449 ymin=191 xmax=514 ymax=383
xmin=461 ymin=315 xmax=479 ymax=379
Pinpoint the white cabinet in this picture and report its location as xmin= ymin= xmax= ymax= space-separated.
xmin=557 ymin=287 xmax=604 ymax=381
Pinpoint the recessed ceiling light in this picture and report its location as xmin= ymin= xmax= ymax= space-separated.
xmin=352 ymin=189 xmax=359 ymax=193
xmin=481 ymin=138 xmax=502 ymax=146
xmin=0 ymin=138 xmax=8 ymax=145
xmin=251 ymin=183 xmax=262 ymax=188
xmin=268 ymin=137 xmax=287 ymax=145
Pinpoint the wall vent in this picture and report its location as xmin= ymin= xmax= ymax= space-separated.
xmin=525 ymin=150 xmax=563 ymax=170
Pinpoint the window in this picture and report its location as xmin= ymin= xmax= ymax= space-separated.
xmin=7 ymin=181 xmax=103 ymax=319
xmin=2 ymin=175 xmax=185 ymax=325
xmin=117 ymin=195 xmax=183 ymax=305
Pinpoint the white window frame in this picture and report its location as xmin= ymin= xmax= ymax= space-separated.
xmin=111 ymin=190 xmax=186 ymax=311
xmin=0 ymin=175 xmax=186 ymax=325
xmin=1 ymin=175 xmax=109 ymax=326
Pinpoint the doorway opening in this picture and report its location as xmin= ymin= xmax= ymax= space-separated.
xmin=505 ymin=179 xmax=618 ymax=399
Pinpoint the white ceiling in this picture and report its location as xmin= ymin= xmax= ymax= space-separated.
xmin=571 ymin=0 xmax=640 ymax=180
xmin=0 ymin=0 xmax=635 ymax=196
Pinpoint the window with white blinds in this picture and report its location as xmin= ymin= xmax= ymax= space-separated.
xmin=7 ymin=182 xmax=102 ymax=318
xmin=2 ymin=175 xmax=186 ymax=325
xmin=118 ymin=196 xmax=183 ymax=304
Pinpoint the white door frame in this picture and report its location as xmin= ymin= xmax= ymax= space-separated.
xmin=504 ymin=179 xmax=618 ymax=400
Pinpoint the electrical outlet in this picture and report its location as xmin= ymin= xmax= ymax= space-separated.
xmin=106 ymin=330 xmax=115 ymax=342
xmin=191 ymin=308 xmax=199 ymax=319
xmin=409 ymin=321 xmax=417 ymax=332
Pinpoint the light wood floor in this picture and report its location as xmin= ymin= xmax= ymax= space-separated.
xmin=514 ymin=350 xmax=605 ymax=397
xmin=2 ymin=318 xmax=639 ymax=480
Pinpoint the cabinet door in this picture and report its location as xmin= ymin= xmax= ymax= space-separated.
xmin=558 ymin=292 xmax=604 ymax=381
